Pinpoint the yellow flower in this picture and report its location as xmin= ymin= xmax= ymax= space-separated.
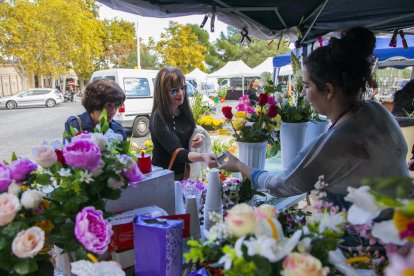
xmin=144 ymin=140 xmax=152 ymax=148
xmin=255 ymin=106 xmax=265 ymax=115
xmin=393 ymin=210 xmax=414 ymax=242
xmin=234 ymin=111 xmax=246 ymax=119
xmin=35 ymin=220 xmax=54 ymax=233
xmin=232 ymin=118 xmax=246 ymax=131
xmin=274 ymin=114 xmax=282 ymax=130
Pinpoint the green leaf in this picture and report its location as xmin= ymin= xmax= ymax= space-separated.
xmin=11 ymin=151 xmax=17 ymax=161
xmin=36 ymin=173 xmax=52 ymax=185
xmin=0 ymin=221 xmax=28 ymax=237
xmin=13 ymin=258 xmax=38 ymax=275
xmin=251 ymin=256 xmax=272 ymax=276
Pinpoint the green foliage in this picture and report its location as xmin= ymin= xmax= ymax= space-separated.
xmin=184 ymin=239 xmax=225 ymax=265
xmin=217 ymin=86 xmax=228 ymax=99
xmin=191 ymin=92 xmax=211 ymax=122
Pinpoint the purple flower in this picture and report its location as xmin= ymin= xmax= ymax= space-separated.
xmin=8 ymin=158 xmax=37 ymax=183
xmin=74 ymin=206 xmax=113 ymax=254
xmin=120 ymin=155 xmax=143 ymax=184
xmin=236 ymin=103 xmax=246 ymax=111
xmin=63 ymin=140 xmax=101 ymax=171
xmin=267 ymin=96 xmax=276 ymax=105
xmin=0 ymin=164 xmax=12 ymax=192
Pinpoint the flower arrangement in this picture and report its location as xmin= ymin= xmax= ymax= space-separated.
xmin=185 ymin=176 xmax=414 ymax=275
xmin=0 ymin=110 xmax=142 ymax=274
xmin=221 ymin=177 xmax=242 ymax=208
xmin=0 ymin=159 xmax=54 ymax=275
xmin=197 ymin=115 xmax=225 ymax=131
xmin=221 ymin=94 xmax=280 ymax=143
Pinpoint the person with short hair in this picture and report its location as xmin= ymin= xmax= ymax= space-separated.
xmin=149 ymin=67 xmax=217 ymax=180
xmin=220 ymin=27 xmax=409 ymax=208
xmin=64 ymin=79 xmax=126 ymax=141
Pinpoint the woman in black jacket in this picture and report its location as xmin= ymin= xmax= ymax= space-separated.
xmin=392 ymin=79 xmax=414 ymax=117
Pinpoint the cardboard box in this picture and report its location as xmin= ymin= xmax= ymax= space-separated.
xmin=106 ymin=169 xmax=176 ymax=215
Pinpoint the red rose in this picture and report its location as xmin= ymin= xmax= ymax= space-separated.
xmin=267 ymin=105 xmax=278 ymax=118
xmin=222 ymin=106 xmax=233 ymax=120
xmin=54 ymin=149 xmax=66 ymax=165
xmin=258 ymin=93 xmax=268 ymax=106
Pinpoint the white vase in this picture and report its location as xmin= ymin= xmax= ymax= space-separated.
xmin=304 ymin=121 xmax=329 ymax=147
xmin=280 ymin=122 xmax=308 ymax=169
xmin=238 ymin=141 xmax=268 ymax=170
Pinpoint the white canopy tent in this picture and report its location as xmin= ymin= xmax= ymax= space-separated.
xmin=251 ymin=57 xmax=293 ymax=76
xmin=185 ymin=68 xmax=218 ymax=94
xmin=209 ymin=60 xmax=257 ymax=94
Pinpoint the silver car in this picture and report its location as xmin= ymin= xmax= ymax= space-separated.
xmin=0 ymin=88 xmax=63 ymax=109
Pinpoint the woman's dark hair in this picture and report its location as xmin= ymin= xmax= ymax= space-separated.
xmin=400 ymin=79 xmax=414 ymax=96
xmin=82 ymin=79 xmax=125 ymax=113
xmin=151 ymin=67 xmax=195 ymax=129
xmin=249 ymin=78 xmax=259 ymax=88
xmin=304 ymin=27 xmax=376 ymax=106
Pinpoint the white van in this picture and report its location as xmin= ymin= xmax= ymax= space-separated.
xmin=90 ymin=68 xmax=215 ymax=137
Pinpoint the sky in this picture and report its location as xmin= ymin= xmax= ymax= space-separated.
xmin=98 ymin=3 xmax=229 ymax=43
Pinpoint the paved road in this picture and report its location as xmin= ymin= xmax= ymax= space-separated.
xmin=0 ymin=100 xmax=237 ymax=161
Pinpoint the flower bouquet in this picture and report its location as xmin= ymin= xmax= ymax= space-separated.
xmin=0 ymin=159 xmax=54 ymax=275
xmin=222 ymin=94 xmax=280 ymax=143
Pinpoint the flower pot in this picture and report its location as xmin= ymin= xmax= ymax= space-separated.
xmin=238 ymin=141 xmax=268 ymax=170
xmin=280 ymin=122 xmax=308 ymax=169
xmin=304 ymin=121 xmax=329 ymax=147
xmin=218 ymin=129 xmax=227 ymax=135
xmin=220 ymin=98 xmax=226 ymax=103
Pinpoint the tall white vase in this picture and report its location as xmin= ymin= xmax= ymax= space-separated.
xmin=238 ymin=141 xmax=268 ymax=170
xmin=304 ymin=121 xmax=329 ymax=147
xmin=280 ymin=122 xmax=308 ymax=169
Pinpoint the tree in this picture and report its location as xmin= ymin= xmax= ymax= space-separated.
xmin=156 ymin=21 xmax=207 ymax=73
xmin=239 ymin=39 xmax=291 ymax=68
xmin=125 ymin=37 xmax=160 ymax=69
xmin=101 ymin=18 xmax=137 ymax=68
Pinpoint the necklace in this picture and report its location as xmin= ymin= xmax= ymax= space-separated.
xmin=329 ymin=107 xmax=352 ymax=130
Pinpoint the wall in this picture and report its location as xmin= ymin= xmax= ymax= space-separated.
xmin=0 ymin=64 xmax=32 ymax=97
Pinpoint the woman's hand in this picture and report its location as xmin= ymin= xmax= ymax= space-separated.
xmin=191 ymin=134 xmax=203 ymax=148
xmin=202 ymin=153 xmax=218 ymax=168
xmin=218 ymin=151 xmax=242 ymax=172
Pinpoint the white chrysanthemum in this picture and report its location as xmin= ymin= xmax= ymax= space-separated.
xmin=79 ymin=171 xmax=94 ymax=184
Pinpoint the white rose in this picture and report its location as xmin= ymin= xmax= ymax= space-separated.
xmin=32 ymin=146 xmax=57 ymax=168
xmin=21 ymin=189 xmax=43 ymax=210
xmin=12 ymin=226 xmax=45 ymax=258
xmin=282 ymin=253 xmax=329 ymax=276
xmin=107 ymin=177 xmax=124 ymax=190
xmin=0 ymin=193 xmax=21 ymax=226
xmin=8 ymin=182 xmax=21 ymax=196
xmin=91 ymin=133 xmax=108 ymax=151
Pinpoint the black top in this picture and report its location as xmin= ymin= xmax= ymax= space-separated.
xmin=150 ymin=110 xmax=194 ymax=175
xmin=392 ymin=89 xmax=414 ymax=117
xmin=247 ymin=87 xmax=259 ymax=103
xmin=64 ymin=112 xmax=127 ymax=141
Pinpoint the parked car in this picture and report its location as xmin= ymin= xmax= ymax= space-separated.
xmin=90 ymin=68 xmax=215 ymax=137
xmin=0 ymin=88 xmax=63 ymax=109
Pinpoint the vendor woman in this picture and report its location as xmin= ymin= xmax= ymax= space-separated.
xmin=219 ymin=27 xmax=409 ymax=208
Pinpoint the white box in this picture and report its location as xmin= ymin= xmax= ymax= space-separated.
xmin=105 ymin=168 xmax=175 ymax=214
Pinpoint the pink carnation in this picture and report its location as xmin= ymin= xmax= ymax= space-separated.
xmin=8 ymin=158 xmax=38 ymax=183
xmin=63 ymin=140 xmax=101 ymax=171
xmin=74 ymin=206 xmax=113 ymax=254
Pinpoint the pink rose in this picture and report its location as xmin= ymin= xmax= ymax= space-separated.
xmin=63 ymin=140 xmax=101 ymax=171
xmin=0 ymin=193 xmax=21 ymax=226
xmin=12 ymin=226 xmax=45 ymax=258
xmin=74 ymin=206 xmax=113 ymax=254
xmin=267 ymin=96 xmax=276 ymax=105
xmin=282 ymin=253 xmax=329 ymax=276
xmin=8 ymin=158 xmax=38 ymax=183
xmin=0 ymin=163 xmax=12 ymax=192
xmin=32 ymin=145 xmax=57 ymax=168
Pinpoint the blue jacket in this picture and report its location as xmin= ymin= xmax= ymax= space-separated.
xmin=64 ymin=111 xmax=127 ymax=142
